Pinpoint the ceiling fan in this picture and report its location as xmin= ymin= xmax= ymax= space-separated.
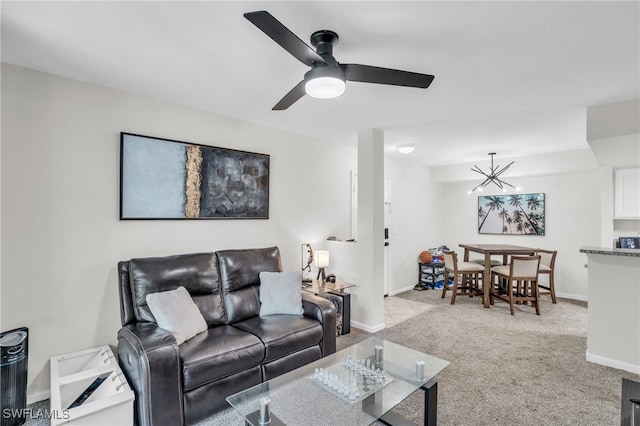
xmin=244 ymin=10 xmax=435 ymax=110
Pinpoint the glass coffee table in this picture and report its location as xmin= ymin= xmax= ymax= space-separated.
xmin=227 ymin=337 xmax=449 ymax=426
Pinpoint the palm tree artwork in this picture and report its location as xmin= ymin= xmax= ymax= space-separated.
xmin=478 ymin=193 xmax=545 ymax=235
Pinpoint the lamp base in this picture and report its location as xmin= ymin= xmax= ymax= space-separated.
xmin=316 ymin=268 xmax=326 ymax=281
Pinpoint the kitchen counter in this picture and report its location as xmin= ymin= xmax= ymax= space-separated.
xmin=581 ymin=246 xmax=640 ymax=374
xmin=580 ymin=246 xmax=640 ymax=257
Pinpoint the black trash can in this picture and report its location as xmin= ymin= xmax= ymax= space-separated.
xmin=0 ymin=327 xmax=28 ymax=426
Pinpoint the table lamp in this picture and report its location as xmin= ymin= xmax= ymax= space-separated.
xmin=314 ymin=251 xmax=330 ymax=281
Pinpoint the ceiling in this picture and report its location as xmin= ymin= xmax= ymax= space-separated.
xmin=2 ymin=1 xmax=638 ymax=166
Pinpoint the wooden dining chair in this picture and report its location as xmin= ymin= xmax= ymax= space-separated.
xmin=489 ymin=255 xmax=541 ymax=315
xmin=441 ymin=250 xmax=484 ymax=305
xmin=536 ymin=249 xmax=557 ymax=304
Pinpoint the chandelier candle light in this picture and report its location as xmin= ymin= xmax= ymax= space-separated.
xmin=469 ymin=152 xmax=515 ymax=193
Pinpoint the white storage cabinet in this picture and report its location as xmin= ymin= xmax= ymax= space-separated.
xmin=615 ymin=168 xmax=640 ymax=218
xmin=50 ymin=345 xmax=134 ymax=425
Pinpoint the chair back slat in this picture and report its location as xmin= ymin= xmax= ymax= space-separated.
xmin=443 ymin=251 xmax=457 ymax=270
xmin=510 ymin=256 xmax=540 ymax=279
xmin=534 ymin=249 xmax=557 ymax=304
xmin=536 ymin=249 xmax=556 ymax=268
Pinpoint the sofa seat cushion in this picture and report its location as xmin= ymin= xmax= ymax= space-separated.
xmin=233 ymin=315 xmax=323 ymax=363
xmin=179 ymin=325 xmax=264 ymax=391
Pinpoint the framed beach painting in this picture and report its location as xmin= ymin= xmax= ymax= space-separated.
xmin=478 ymin=193 xmax=545 ymax=235
xmin=120 ymin=133 xmax=269 ymax=219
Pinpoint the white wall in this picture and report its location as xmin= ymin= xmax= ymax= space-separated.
xmin=0 ymin=64 xmax=357 ymax=400
xmin=385 ymin=156 xmax=445 ymax=294
xmin=440 ymin=171 xmax=601 ymax=300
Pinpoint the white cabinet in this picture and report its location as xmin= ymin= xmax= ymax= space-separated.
xmin=615 ymin=168 xmax=640 ymax=218
xmin=50 ymin=345 xmax=134 ymax=425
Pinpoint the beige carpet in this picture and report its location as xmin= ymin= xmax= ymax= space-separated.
xmin=200 ymin=288 xmax=638 ymax=425
xmin=359 ymin=289 xmax=639 ymax=425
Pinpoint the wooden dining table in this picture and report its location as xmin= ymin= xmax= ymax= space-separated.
xmin=459 ymin=243 xmax=538 ymax=308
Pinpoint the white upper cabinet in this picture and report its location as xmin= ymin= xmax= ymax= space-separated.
xmin=615 ymin=168 xmax=640 ymax=218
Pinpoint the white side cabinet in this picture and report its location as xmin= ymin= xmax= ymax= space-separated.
xmin=50 ymin=345 xmax=134 ymax=425
xmin=615 ymin=168 xmax=640 ymax=218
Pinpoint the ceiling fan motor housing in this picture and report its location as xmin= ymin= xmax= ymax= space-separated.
xmin=310 ymin=30 xmax=339 ymax=58
xmin=306 ymin=30 xmax=345 ymax=98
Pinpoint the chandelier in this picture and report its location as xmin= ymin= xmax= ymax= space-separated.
xmin=470 ymin=153 xmax=515 ymax=193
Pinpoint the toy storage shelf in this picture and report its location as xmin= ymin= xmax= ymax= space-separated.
xmin=415 ymin=261 xmax=452 ymax=290
xmin=50 ymin=345 xmax=134 ymax=425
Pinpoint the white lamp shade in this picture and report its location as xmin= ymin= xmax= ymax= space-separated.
xmin=314 ymin=251 xmax=330 ymax=268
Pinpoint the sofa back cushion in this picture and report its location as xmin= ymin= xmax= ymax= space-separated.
xmin=216 ymin=247 xmax=282 ymax=323
xmin=128 ymin=252 xmax=226 ymax=327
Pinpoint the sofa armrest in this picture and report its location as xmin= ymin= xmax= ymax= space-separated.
xmin=117 ymin=323 xmax=184 ymax=426
xmin=302 ymin=292 xmax=337 ymax=356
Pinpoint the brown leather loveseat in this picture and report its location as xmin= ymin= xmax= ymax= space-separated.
xmin=116 ymin=246 xmax=336 ymax=425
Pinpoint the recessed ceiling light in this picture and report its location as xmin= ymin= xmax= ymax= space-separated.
xmin=397 ymin=144 xmax=416 ymax=154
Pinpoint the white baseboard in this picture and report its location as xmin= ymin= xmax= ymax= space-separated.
xmin=350 ymin=320 xmax=385 ymax=333
xmin=27 ymin=390 xmax=50 ymax=405
xmin=556 ymin=292 xmax=588 ymax=302
xmin=586 ymin=350 xmax=640 ymax=374
xmin=388 ymin=285 xmax=415 ymax=296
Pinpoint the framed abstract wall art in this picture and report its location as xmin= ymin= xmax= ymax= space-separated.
xmin=478 ymin=193 xmax=545 ymax=235
xmin=120 ymin=133 xmax=269 ymax=219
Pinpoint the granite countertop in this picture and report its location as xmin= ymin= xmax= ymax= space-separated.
xmin=580 ymin=246 xmax=640 ymax=257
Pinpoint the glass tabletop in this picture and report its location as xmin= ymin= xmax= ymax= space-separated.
xmin=226 ymin=337 xmax=449 ymax=426
xmin=302 ymin=279 xmax=356 ymax=294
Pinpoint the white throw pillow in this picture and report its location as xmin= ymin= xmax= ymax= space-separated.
xmin=259 ymin=271 xmax=304 ymax=316
xmin=145 ymin=286 xmax=207 ymax=345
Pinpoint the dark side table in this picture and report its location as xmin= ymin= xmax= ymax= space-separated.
xmin=302 ymin=279 xmax=355 ymax=335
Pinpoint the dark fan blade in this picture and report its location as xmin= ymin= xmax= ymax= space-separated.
xmin=272 ymin=80 xmax=306 ymax=110
xmin=244 ymin=11 xmax=326 ymax=67
xmin=340 ymin=64 xmax=434 ymax=88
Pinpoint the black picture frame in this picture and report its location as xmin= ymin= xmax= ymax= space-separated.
xmin=478 ymin=193 xmax=545 ymax=235
xmin=120 ymin=133 xmax=269 ymax=220
xmin=619 ymin=237 xmax=640 ymax=249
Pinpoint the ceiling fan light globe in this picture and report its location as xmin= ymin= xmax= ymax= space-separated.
xmin=305 ymin=76 xmax=345 ymax=99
